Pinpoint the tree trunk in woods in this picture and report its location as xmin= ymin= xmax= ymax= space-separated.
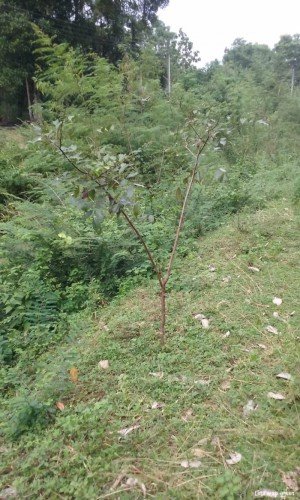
xmin=291 ymin=65 xmax=295 ymax=95
xmin=25 ymin=77 xmax=34 ymax=122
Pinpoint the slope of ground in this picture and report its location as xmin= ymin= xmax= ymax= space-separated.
xmin=0 ymin=197 xmax=299 ymax=499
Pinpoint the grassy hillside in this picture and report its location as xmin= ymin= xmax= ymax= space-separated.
xmin=1 ymin=194 xmax=299 ymax=498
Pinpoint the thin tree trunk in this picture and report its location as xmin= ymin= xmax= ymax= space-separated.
xmin=160 ymin=283 xmax=166 ymax=342
xmin=167 ymin=45 xmax=171 ymax=97
xmin=25 ymin=77 xmax=34 ymax=122
xmin=291 ymin=65 xmax=295 ymax=95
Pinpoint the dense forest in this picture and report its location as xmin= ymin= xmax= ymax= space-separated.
xmin=0 ymin=1 xmax=300 ymax=498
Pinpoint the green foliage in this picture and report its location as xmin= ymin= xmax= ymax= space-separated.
xmin=0 ymin=9 xmax=300 ymax=499
xmin=213 ymin=471 xmax=242 ymax=499
xmin=0 ymin=198 xmax=299 ymax=496
xmin=274 ymin=34 xmax=300 ymax=89
xmin=7 ymin=397 xmax=55 ymax=440
xmin=1 ymin=29 xmax=299 ymax=367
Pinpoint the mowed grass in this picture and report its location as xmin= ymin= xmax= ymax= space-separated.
xmin=0 ymin=200 xmax=299 ymax=499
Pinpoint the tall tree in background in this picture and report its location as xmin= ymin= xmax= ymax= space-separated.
xmin=274 ymin=34 xmax=300 ymax=94
xmin=0 ymin=5 xmax=35 ymax=122
xmin=0 ymin=0 xmax=169 ymax=122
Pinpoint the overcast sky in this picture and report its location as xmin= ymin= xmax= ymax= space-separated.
xmin=158 ymin=0 xmax=300 ymax=66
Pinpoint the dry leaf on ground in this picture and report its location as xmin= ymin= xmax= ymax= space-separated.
xmin=181 ymin=409 xmax=193 ymax=422
xmin=180 ymin=460 xmax=202 ymax=468
xmin=0 ymin=487 xmax=17 ymax=498
xmin=98 ymin=360 xmax=109 ymax=369
xmin=222 ymin=275 xmax=232 ymax=283
xmin=257 ymin=343 xmax=267 ymax=349
xmin=226 ymin=452 xmax=242 ymax=465
xmin=222 ymin=331 xmax=231 ymax=339
xmin=248 ymin=266 xmax=260 ymax=272
xmin=220 ymin=380 xmax=231 ymax=391
xmin=118 ymin=425 xmax=140 ymax=437
xmin=267 ymin=392 xmax=286 ymax=400
xmin=151 ymin=401 xmax=165 ymax=409
xmin=194 ymin=379 xmax=210 ymax=386
xmin=276 ymin=372 xmax=292 ymax=381
xmin=194 ymin=314 xmax=210 ymax=329
xmin=56 ymin=402 xmax=65 ymax=411
xmin=69 ymin=367 xmax=79 ymax=383
xmin=149 ymin=371 xmax=164 ymax=379
xmin=192 ymin=448 xmax=206 ymax=458
xmin=243 ymin=400 xmax=258 ymax=417
xmin=265 ymin=325 xmax=278 ymax=335
xmin=125 ymin=477 xmax=146 ymax=497
xmin=211 ymin=436 xmax=221 ymax=447
xmin=282 ymin=468 xmax=300 ymax=492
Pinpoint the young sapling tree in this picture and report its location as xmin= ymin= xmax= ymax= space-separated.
xmin=36 ymin=118 xmax=216 ymax=342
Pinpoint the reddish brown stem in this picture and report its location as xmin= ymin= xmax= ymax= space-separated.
xmin=160 ymin=283 xmax=166 ymax=343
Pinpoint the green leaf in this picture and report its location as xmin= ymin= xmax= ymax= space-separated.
xmin=176 ymin=187 xmax=183 ymax=201
xmin=133 ymin=204 xmax=140 ymax=217
xmin=88 ymin=189 xmax=96 ymax=201
xmin=73 ymin=186 xmax=80 ymax=198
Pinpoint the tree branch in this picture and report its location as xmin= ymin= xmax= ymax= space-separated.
xmin=162 ymin=130 xmax=213 ymax=286
xmin=53 ymin=141 xmax=163 ymax=287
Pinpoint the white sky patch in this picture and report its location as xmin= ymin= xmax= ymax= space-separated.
xmin=158 ymin=0 xmax=300 ymax=66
